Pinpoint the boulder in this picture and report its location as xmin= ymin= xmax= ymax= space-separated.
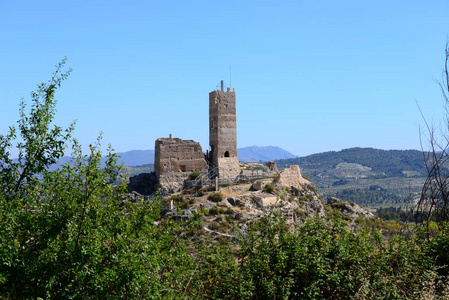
xmin=327 ymin=197 xmax=375 ymax=220
xmin=252 ymin=193 xmax=278 ymax=207
xmin=251 ymin=181 xmax=264 ymax=191
xmin=227 ymin=197 xmax=242 ymax=206
xmin=128 ymin=172 xmax=158 ymax=195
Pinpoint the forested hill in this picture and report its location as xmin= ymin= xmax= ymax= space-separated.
xmin=275 ymin=147 xmax=427 ymax=177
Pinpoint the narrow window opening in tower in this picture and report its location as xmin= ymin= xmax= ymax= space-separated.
xmin=224 ymin=151 xmax=230 ymax=157
xmin=224 ymin=104 xmax=228 ymax=108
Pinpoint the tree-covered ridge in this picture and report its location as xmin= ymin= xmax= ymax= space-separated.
xmin=276 ymin=147 xmax=427 ymax=177
xmin=334 ymin=186 xmax=404 ymax=206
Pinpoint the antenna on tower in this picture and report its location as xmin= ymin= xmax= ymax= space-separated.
xmin=229 ymin=65 xmax=232 ymax=90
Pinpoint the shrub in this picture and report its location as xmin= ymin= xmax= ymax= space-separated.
xmin=263 ymin=183 xmax=275 ymax=193
xmin=189 ymin=171 xmax=201 ymax=180
xmin=290 ymin=186 xmax=301 ymax=196
xmin=171 ymin=194 xmax=184 ymax=203
xmin=179 ymin=200 xmax=189 ymax=209
xmin=208 ymin=206 xmax=220 ymax=215
xmin=208 ymin=192 xmax=223 ymax=203
xmin=208 ymin=221 xmax=221 ymax=231
xmin=225 ymin=207 xmax=234 ymax=215
xmin=208 ymin=206 xmax=227 ymax=216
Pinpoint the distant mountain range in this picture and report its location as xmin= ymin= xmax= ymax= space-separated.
xmin=116 ymin=150 xmax=155 ymax=166
xmin=42 ymin=146 xmax=295 ymax=169
xmin=237 ymin=146 xmax=297 ymax=162
xmin=47 ymin=150 xmax=156 ymax=170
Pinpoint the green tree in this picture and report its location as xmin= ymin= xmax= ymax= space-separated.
xmin=0 ymin=60 xmax=197 ymax=298
xmin=0 ymin=58 xmax=74 ymax=202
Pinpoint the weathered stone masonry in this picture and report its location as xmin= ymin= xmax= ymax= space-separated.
xmin=208 ymin=88 xmax=240 ymax=179
xmin=154 ymin=136 xmax=208 ymax=191
xmin=155 ymin=136 xmax=207 ymax=177
xmin=154 ymin=84 xmax=241 ymax=191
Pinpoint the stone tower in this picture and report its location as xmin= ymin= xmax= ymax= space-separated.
xmin=209 ymin=84 xmax=240 ymax=179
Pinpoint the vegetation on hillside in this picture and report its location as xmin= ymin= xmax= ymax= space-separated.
xmin=335 ymin=187 xmax=405 ymax=206
xmin=275 ymin=148 xmax=427 ymax=208
xmin=276 ymin=147 xmax=427 ymax=177
xmin=2 ymin=59 xmax=449 ymax=299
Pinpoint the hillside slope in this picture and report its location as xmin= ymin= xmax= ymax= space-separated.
xmin=275 ymin=148 xmax=427 ymax=208
xmin=275 ymin=147 xmax=426 ymax=177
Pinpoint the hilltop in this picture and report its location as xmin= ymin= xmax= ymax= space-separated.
xmin=123 ymin=147 xmax=428 ymax=208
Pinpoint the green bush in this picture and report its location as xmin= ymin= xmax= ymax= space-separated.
xmin=225 ymin=207 xmax=234 ymax=215
xmin=189 ymin=171 xmax=201 ymax=180
xmin=208 ymin=206 xmax=227 ymax=216
xmin=208 ymin=192 xmax=223 ymax=203
xmin=263 ymin=183 xmax=275 ymax=193
xmin=208 ymin=221 xmax=222 ymax=231
xmin=208 ymin=206 xmax=220 ymax=215
xmin=171 ymin=194 xmax=184 ymax=202
xmin=290 ymin=186 xmax=301 ymax=196
xmin=236 ymin=213 xmax=440 ymax=299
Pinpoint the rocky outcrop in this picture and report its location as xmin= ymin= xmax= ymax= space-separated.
xmin=226 ymin=178 xmax=326 ymax=222
xmin=158 ymin=172 xmax=190 ymax=193
xmin=252 ymin=192 xmax=278 ymax=207
xmin=227 ymin=197 xmax=242 ymax=206
xmin=251 ymin=181 xmax=264 ymax=191
xmin=217 ymin=157 xmax=241 ymax=180
xmin=327 ymin=197 xmax=375 ymax=220
xmin=128 ymin=172 xmax=158 ymax=195
xmin=278 ymin=165 xmax=310 ymax=188
xmin=266 ymin=161 xmax=279 ymax=173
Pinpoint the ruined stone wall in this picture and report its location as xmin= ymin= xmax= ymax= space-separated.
xmin=209 ymin=89 xmax=240 ymax=179
xmin=154 ymin=136 xmax=208 ymax=191
xmin=278 ymin=165 xmax=310 ymax=188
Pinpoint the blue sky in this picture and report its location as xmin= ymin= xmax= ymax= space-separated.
xmin=1 ymin=0 xmax=449 ymax=157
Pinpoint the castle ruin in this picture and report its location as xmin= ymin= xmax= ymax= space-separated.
xmin=154 ymin=135 xmax=208 ymax=191
xmin=154 ymin=82 xmax=240 ymax=191
xmin=208 ymin=87 xmax=240 ymax=179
